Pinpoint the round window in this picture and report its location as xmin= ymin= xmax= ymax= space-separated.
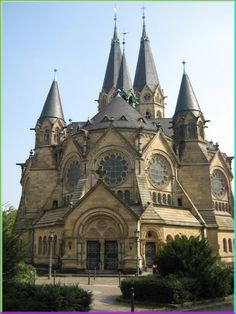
xmin=211 ymin=170 xmax=226 ymax=199
xmin=147 ymin=154 xmax=170 ymax=189
xmin=98 ymin=152 xmax=129 ymax=186
xmin=66 ymin=160 xmax=80 ymax=190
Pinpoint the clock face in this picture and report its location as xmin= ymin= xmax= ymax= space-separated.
xmin=143 ymin=93 xmax=151 ymax=102
xmin=66 ymin=160 xmax=80 ymax=190
xmin=147 ymin=154 xmax=170 ymax=189
xmin=211 ymin=170 xmax=226 ymax=199
xmin=98 ymin=152 xmax=129 ymax=186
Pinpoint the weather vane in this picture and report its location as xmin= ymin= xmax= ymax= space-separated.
xmin=182 ymin=60 xmax=186 ymax=73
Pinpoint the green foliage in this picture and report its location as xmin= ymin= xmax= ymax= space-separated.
xmin=154 ymin=235 xmax=217 ymax=277
xmin=120 ymin=275 xmax=189 ymax=304
xmin=14 ymin=262 xmax=36 ymax=283
xmin=3 ymin=281 xmax=92 ymax=311
xmin=3 ymin=208 xmax=26 ymax=279
xmin=120 ymin=236 xmax=233 ymax=304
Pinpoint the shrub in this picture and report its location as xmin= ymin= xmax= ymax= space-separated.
xmin=3 ymin=281 xmax=92 ymax=311
xmin=14 ymin=262 xmax=36 ymax=283
xmin=154 ymin=235 xmax=217 ymax=278
xmin=120 ymin=275 xmax=195 ymax=304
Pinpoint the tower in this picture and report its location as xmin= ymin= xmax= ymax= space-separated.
xmin=98 ymin=14 xmax=122 ymax=110
xmin=134 ymin=10 xmax=165 ymax=119
xmin=172 ymin=62 xmax=208 ymax=162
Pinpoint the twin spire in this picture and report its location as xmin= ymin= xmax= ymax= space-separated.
xmin=102 ymin=10 xmax=160 ymax=95
xmin=38 ymin=13 xmax=202 ymax=126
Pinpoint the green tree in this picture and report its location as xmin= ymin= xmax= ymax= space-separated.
xmin=154 ymin=235 xmax=217 ymax=277
xmin=3 ymin=207 xmax=25 ymax=280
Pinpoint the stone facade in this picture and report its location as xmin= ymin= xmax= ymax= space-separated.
xmin=15 ymin=16 xmax=234 ymax=272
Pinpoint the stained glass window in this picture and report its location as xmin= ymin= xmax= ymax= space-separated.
xmin=66 ymin=161 xmax=80 ymax=190
xmin=148 ymin=154 xmax=170 ymax=189
xmin=98 ymin=153 xmax=128 ymax=186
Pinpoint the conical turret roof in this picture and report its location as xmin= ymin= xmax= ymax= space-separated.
xmin=116 ymin=51 xmax=132 ymax=94
xmin=174 ymin=71 xmax=201 ymax=116
xmin=102 ymin=21 xmax=122 ymax=93
xmin=38 ymin=79 xmax=65 ymax=124
xmin=134 ymin=17 xmax=160 ymax=92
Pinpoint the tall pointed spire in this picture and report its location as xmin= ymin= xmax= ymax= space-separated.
xmin=174 ymin=62 xmax=201 ymax=116
xmin=102 ymin=11 xmax=122 ymax=94
xmin=116 ymin=32 xmax=132 ymax=94
xmin=38 ymin=70 xmax=65 ymax=124
xmin=133 ymin=8 xmax=160 ymax=92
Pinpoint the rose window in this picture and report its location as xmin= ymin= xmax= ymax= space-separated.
xmin=211 ymin=170 xmax=226 ymax=199
xmin=98 ymin=152 xmax=128 ymax=186
xmin=147 ymin=154 xmax=170 ymax=189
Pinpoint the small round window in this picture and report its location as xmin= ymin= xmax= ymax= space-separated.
xmin=147 ymin=154 xmax=171 ymax=189
xmin=98 ymin=152 xmax=129 ymax=186
xmin=66 ymin=160 xmax=80 ymax=190
xmin=211 ymin=170 xmax=226 ymax=199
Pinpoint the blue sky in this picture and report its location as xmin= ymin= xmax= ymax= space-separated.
xmin=2 ymin=1 xmax=234 ymax=208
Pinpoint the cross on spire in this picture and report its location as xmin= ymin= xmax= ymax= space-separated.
xmin=182 ymin=60 xmax=186 ymax=73
xmin=122 ymin=32 xmax=128 ymax=52
xmin=141 ymin=4 xmax=146 ymax=21
xmin=54 ymin=68 xmax=58 ymax=81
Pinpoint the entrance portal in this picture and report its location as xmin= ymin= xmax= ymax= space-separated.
xmin=145 ymin=242 xmax=155 ymax=267
xmin=104 ymin=241 xmax=118 ymax=270
xmin=87 ymin=241 xmax=100 ymax=270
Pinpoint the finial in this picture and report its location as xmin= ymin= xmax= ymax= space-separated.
xmin=114 ymin=4 xmax=117 ymax=26
xmin=54 ymin=68 xmax=58 ymax=81
xmin=182 ymin=60 xmax=186 ymax=73
xmin=122 ymin=32 xmax=128 ymax=52
xmin=141 ymin=4 xmax=146 ymax=22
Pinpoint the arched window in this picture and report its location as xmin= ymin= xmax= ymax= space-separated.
xmin=38 ymin=236 xmax=42 ymax=255
xmin=153 ymin=192 xmax=157 ymax=203
xmin=156 ymin=111 xmax=162 ymax=118
xmin=124 ymin=190 xmax=131 ymax=204
xmin=44 ymin=130 xmax=50 ymax=144
xmin=228 ymin=239 xmax=232 ymax=252
xmin=223 ymin=238 xmax=227 ymax=252
xmin=53 ymin=235 xmax=57 ymax=256
xmin=54 ymin=128 xmax=60 ymax=143
xmin=219 ymin=202 xmax=222 ymax=211
xmin=43 ymin=236 xmax=47 ymax=255
xmin=163 ymin=194 xmax=166 ymax=204
xmin=166 ymin=234 xmax=173 ymax=241
xmin=117 ymin=190 xmax=123 ymax=200
xmin=52 ymin=200 xmax=58 ymax=208
xmin=188 ymin=123 xmax=196 ymax=139
xmin=222 ymin=203 xmax=225 ymax=211
xmin=225 ymin=203 xmax=229 ymax=212
xmin=145 ymin=111 xmax=151 ymax=119
xmin=158 ymin=193 xmax=161 ymax=204
xmin=198 ymin=121 xmax=204 ymax=139
xmin=215 ymin=202 xmax=218 ymax=210
xmin=167 ymin=194 xmax=171 ymax=205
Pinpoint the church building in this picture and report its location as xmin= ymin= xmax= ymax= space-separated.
xmin=15 ymin=13 xmax=234 ymax=272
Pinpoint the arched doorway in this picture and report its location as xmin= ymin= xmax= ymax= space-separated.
xmin=145 ymin=231 xmax=157 ymax=267
xmin=81 ymin=216 xmax=122 ymax=270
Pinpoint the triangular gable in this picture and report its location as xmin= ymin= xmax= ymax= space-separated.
xmin=59 ymin=137 xmax=82 ymax=168
xmin=64 ymin=180 xmax=139 ymax=220
xmin=142 ymin=130 xmax=179 ymax=164
xmin=210 ymin=150 xmax=233 ymax=180
xmin=89 ymin=126 xmax=138 ymax=155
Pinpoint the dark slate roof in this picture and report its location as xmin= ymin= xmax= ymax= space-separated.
xmin=174 ymin=72 xmax=201 ymax=117
xmin=38 ymin=80 xmax=65 ymax=124
xmin=116 ymin=51 xmax=132 ymax=94
xmin=151 ymin=118 xmax=173 ymax=137
xmin=102 ymin=24 xmax=122 ymax=93
xmin=84 ymin=96 xmax=157 ymax=131
xmin=133 ymin=22 xmax=160 ymax=92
